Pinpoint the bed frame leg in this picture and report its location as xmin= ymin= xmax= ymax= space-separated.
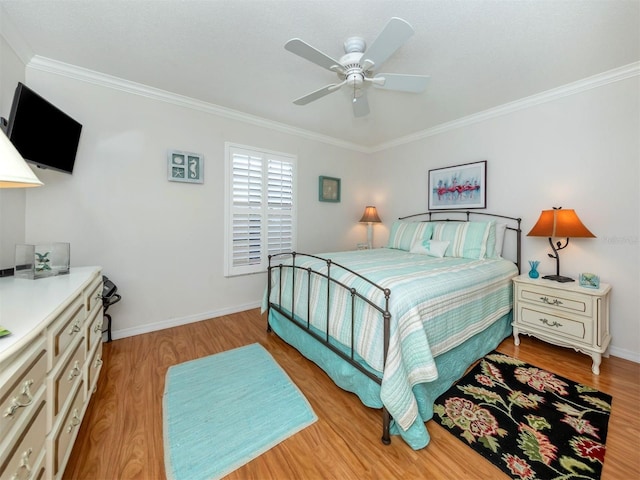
xmin=381 ymin=407 xmax=391 ymax=445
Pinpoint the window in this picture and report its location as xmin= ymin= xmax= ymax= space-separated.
xmin=224 ymin=143 xmax=296 ymax=276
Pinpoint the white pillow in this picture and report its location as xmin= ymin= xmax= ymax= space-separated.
xmin=494 ymin=223 xmax=507 ymax=257
xmin=410 ymin=238 xmax=450 ymax=258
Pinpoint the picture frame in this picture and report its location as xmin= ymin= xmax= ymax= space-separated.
xmin=319 ymin=176 xmax=341 ymax=203
xmin=168 ymin=150 xmax=204 ymax=184
xmin=579 ymin=273 xmax=600 ymax=289
xmin=428 ymin=160 xmax=487 ymax=210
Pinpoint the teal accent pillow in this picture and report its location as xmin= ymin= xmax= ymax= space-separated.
xmin=387 ymin=221 xmax=434 ymax=251
xmin=432 ymin=221 xmax=494 ymax=259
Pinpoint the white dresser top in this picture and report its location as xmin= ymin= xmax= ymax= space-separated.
xmin=0 ymin=266 xmax=101 ymax=362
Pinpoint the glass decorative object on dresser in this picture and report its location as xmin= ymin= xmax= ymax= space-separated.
xmin=15 ymin=242 xmax=70 ymax=279
xmin=528 ymin=260 xmax=540 ymax=279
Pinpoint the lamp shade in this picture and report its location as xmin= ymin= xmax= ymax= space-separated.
xmin=527 ymin=209 xmax=595 ymax=238
xmin=0 ymin=130 xmax=43 ymax=188
xmin=359 ymin=206 xmax=381 ymax=223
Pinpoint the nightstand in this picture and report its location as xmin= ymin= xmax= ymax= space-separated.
xmin=512 ymin=274 xmax=611 ymax=374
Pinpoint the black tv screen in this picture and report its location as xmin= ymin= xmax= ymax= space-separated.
xmin=6 ymin=82 xmax=82 ymax=174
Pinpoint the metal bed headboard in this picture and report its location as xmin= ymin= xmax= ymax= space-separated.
xmin=398 ymin=211 xmax=522 ymax=273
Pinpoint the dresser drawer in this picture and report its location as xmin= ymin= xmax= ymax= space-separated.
xmin=47 ymin=296 xmax=85 ymax=369
xmin=0 ymin=394 xmax=47 ymax=480
xmin=0 ymin=340 xmax=46 ymax=441
xmin=49 ymin=337 xmax=85 ymax=426
xmin=517 ymin=284 xmax=591 ymax=317
xmin=518 ymin=305 xmax=592 ymax=344
xmin=50 ymin=381 xmax=84 ymax=478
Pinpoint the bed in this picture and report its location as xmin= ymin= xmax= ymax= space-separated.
xmin=263 ymin=211 xmax=521 ymax=450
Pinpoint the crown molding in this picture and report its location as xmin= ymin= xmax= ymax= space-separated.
xmin=370 ymin=62 xmax=640 ymax=152
xmin=26 ymin=56 xmax=370 ymax=153
xmin=25 ymin=56 xmax=639 ymax=155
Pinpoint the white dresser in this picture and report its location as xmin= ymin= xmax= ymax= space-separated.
xmin=512 ymin=274 xmax=611 ymax=375
xmin=0 ymin=267 xmax=103 ymax=480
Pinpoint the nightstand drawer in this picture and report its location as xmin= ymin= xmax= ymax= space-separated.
xmin=519 ymin=306 xmax=592 ymax=343
xmin=518 ymin=285 xmax=591 ymax=317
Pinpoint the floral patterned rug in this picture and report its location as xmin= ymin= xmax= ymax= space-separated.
xmin=433 ymin=352 xmax=612 ymax=480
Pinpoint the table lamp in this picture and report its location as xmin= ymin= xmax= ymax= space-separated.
xmin=527 ymin=207 xmax=595 ymax=282
xmin=359 ymin=206 xmax=381 ymax=249
xmin=0 ymin=129 xmax=43 ymax=187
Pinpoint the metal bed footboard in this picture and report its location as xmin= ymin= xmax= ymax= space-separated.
xmin=266 ymin=251 xmax=393 ymax=444
xmin=265 ymin=211 xmax=522 ymax=446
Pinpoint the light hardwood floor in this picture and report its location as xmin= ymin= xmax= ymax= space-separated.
xmin=65 ymin=309 xmax=640 ymax=479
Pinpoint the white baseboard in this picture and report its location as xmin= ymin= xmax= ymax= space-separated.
xmin=608 ymin=345 xmax=640 ymax=364
xmin=108 ymin=301 xmax=262 ymax=341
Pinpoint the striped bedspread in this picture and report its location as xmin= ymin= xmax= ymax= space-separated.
xmin=265 ymin=248 xmax=518 ymax=431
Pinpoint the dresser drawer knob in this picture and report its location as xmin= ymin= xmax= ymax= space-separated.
xmin=68 ymin=319 xmax=82 ymax=335
xmin=540 ymin=318 xmax=563 ymax=328
xmin=67 ymin=361 xmax=82 ymax=381
xmin=540 ymin=296 xmax=563 ymax=306
xmin=9 ymin=447 xmax=32 ymax=480
xmin=94 ymin=356 xmax=103 ymax=369
xmin=66 ymin=408 xmax=81 ymax=433
xmin=93 ymin=320 xmax=104 ymax=334
xmin=3 ymin=379 xmax=34 ymax=417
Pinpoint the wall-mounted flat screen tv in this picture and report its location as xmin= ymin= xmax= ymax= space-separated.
xmin=6 ymin=82 xmax=82 ymax=174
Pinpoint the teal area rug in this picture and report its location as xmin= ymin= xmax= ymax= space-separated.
xmin=163 ymin=343 xmax=317 ymax=480
xmin=433 ymin=352 xmax=612 ymax=480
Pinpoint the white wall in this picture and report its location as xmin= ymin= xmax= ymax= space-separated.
xmin=0 ymin=33 xmax=28 ymax=270
xmin=21 ymin=70 xmax=370 ymax=337
xmin=368 ymin=76 xmax=640 ymax=361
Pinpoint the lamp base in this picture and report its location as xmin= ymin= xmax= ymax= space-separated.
xmin=541 ymin=274 xmax=575 ymax=283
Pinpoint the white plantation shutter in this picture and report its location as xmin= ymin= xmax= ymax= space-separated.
xmin=225 ymin=144 xmax=296 ymax=276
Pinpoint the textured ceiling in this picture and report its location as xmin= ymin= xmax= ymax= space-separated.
xmin=0 ymin=0 xmax=638 ymax=148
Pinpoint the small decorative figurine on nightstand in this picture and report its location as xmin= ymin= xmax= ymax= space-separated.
xmin=528 ymin=260 xmax=540 ymax=279
xmin=579 ymin=272 xmax=600 ymax=289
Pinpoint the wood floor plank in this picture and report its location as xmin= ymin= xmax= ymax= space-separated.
xmin=64 ymin=309 xmax=640 ymax=479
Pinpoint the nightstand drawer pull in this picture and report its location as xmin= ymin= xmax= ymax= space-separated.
xmin=540 ymin=318 xmax=562 ymax=328
xmin=540 ymin=296 xmax=563 ymax=306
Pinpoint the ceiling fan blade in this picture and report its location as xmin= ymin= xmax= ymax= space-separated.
xmin=372 ymin=73 xmax=430 ymax=93
xmin=285 ymin=38 xmax=343 ymax=72
xmin=361 ymin=17 xmax=414 ymax=71
xmin=293 ymin=83 xmax=343 ymax=105
xmin=352 ymin=92 xmax=370 ymax=117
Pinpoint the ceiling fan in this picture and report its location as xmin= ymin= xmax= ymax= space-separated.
xmin=284 ymin=17 xmax=430 ymax=117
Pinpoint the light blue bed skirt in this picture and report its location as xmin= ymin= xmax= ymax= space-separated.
xmin=267 ymin=309 xmax=513 ymax=450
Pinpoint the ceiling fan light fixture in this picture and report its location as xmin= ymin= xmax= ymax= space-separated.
xmin=344 ymin=36 xmax=366 ymax=54
xmin=285 ymin=17 xmax=429 ymax=116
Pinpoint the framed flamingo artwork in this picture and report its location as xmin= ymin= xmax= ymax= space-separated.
xmin=428 ymin=160 xmax=487 ymax=210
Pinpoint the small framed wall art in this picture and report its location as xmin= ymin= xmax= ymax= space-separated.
xmin=428 ymin=160 xmax=486 ymax=210
xmin=319 ymin=176 xmax=341 ymax=202
xmin=168 ymin=150 xmax=204 ymax=184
